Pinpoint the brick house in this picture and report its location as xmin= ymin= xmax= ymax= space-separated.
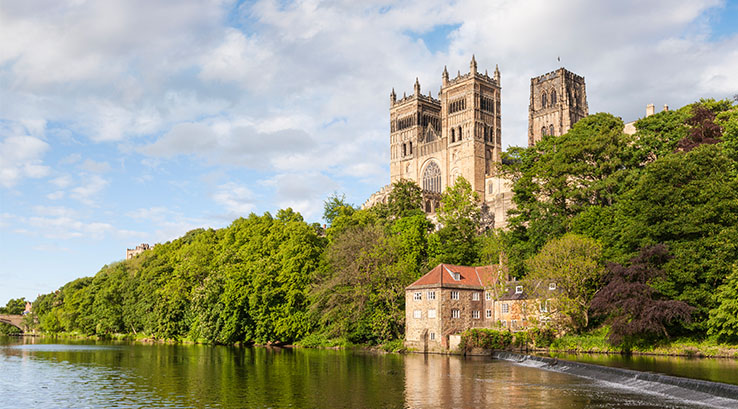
xmin=405 ymin=263 xmax=556 ymax=353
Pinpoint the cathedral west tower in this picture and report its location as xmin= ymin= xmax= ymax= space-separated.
xmin=390 ymin=56 xmax=503 ymax=214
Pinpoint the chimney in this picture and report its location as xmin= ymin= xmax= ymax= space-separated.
xmin=663 ymin=104 xmax=669 ymax=112
xmin=646 ymin=103 xmax=655 ymax=117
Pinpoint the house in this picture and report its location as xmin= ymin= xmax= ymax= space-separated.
xmin=405 ymin=263 xmax=557 ymax=353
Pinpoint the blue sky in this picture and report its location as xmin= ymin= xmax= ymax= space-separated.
xmin=1 ymin=0 xmax=737 ymax=305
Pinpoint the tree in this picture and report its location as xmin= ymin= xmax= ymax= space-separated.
xmin=429 ymin=176 xmax=482 ymax=266
xmin=707 ymin=266 xmax=738 ymax=343
xmin=524 ymin=234 xmax=605 ymax=332
xmin=501 ymin=113 xmax=631 ymax=276
xmin=0 ymin=298 xmax=27 ymax=315
xmin=323 ymin=193 xmax=355 ymax=226
xmin=590 ymin=245 xmax=693 ymax=346
xmin=385 ymin=179 xmax=423 ymax=219
xmin=678 ymin=104 xmax=722 ymax=151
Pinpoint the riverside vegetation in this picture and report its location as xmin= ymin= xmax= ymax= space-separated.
xmin=12 ymin=98 xmax=738 ymax=355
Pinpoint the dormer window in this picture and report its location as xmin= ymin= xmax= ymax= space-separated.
xmin=515 ymin=286 xmax=523 ymax=294
xmin=549 ymin=282 xmax=556 ymax=290
xmin=453 ymin=272 xmax=460 ymax=281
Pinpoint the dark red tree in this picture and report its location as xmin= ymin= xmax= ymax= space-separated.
xmin=677 ymin=105 xmax=722 ymax=152
xmin=590 ymin=244 xmax=693 ymax=346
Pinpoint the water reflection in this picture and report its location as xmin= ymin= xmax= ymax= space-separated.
xmin=0 ymin=336 xmax=728 ymax=408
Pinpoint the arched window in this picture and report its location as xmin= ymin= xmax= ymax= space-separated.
xmin=541 ymin=92 xmax=547 ymax=108
xmin=450 ymin=128 xmax=455 ymax=142
xmin=402 ymin=143 xmax=407 ymax=156
xmin=551 ymin=90 xmax=557 ymax=105
xmin=458 ymin=126 xmax=462 ymax=141
xmin=409 ymin=142 xmax=413 ymax=154
xmin=541 ymin=126 xmax=547 ymax=136
xmin=549 ymin=124 xmax=554 ymax=136
xmin=422 ymin=161 xmax=442 ymax=193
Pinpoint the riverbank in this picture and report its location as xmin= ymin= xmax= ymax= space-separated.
xmin=547 ymin=328 xmax=738 ymax=358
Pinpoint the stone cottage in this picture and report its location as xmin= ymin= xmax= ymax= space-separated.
xmin=405 ymin=263 xmax=556 ymax=353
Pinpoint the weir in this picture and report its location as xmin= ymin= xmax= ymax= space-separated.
xmin=493 ymin=351 xmax=738 ymax=408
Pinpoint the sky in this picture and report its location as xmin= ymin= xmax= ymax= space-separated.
xmin=1 ymin=0 xmax=737 ymax=305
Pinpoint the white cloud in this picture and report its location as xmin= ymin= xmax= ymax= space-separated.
xmin=80 ymin=159 xmax=111 ymax=173
xmin=70 ymin=174 xmax=109 ymax=205
xmin=213 ymin=182 xmax=256 ymax=215
xmin=0 ymin=130 xmax=51 ymax=188
xmin=261 ymin=172 xmax=339 ymax=219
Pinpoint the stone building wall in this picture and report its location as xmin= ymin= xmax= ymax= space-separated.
xmin=387 ymin=57 xmax=511 ymax=226
xmin=528 ymin=68 xmax=589 ymax=146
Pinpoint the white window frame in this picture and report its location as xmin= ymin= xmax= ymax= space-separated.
xmin=500 ymin=320 xmax=507 ymax=328
xmin=427 ymin=291 xmax=436 ymax=300
xmin=414 ymin=292 xmax=422 ymax=301
xmin=452 ymin=309 xmax=460 ymax=318
xmin=549 ymin=282 xmax=557 ymax=290
xmin=413 ymin=310 xmax=422 ymax=319
xmin=540 ymin=300 xmax=549 ymax=313
xmin=429 ymin=332 xmax=436 ymax=340
xmin=486 ymin=309 xmax=492 ymax=318
xmin=512 ymin=319 xmax=517 ymax=329
xmin=472 ymin=310 xmax=480 ymax=319
xmin=428 ymin=309 xmax=437 ymax=319
xmin=501 ymin=303 xmax=509 ymax=313
xmin=451 ymin=291 xmax=459 ymax=300
xmin=472 ymin=292 xmax=480 ymax=301
xmin=486 ymin=292 xmax=492 ymax=301
xmin=453 ymin=272 xmax=460 ymax=281
xmin=515 ymin=286 xmax=523 ymax=294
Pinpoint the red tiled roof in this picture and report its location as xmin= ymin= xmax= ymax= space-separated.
xmin=406 ymin=263 xmax=502 ymax=289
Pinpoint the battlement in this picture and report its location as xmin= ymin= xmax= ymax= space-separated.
xmin=533 ymin=67 xmax=585 ymax=83
xmin=392 ymin=92 xmax=441 ymax=107
xmin=126 ymin=243 xmax=151 ymax=260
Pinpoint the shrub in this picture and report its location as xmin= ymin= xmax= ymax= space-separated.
xmin=459 ymin=328 xmax=513 ymax=352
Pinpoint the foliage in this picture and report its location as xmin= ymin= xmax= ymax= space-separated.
xmin=707 ymin=266 xmax=738 ymax=343
xmin=591 ymin=245 xmax=693 ymax=347
xmin=323 ymin=193 xmax=355 ymax=226
xmin=459 ymin=328 xmax=513 ymax=351
xmin=0 ymin=298 xmax=26 ymax=315
xmin=384 ymin=179 xmax=424 ymax=219
xmin=429 ymin=176 xmax=481 ymax=266
xmin=501 ymin=113 xmax=630 ymax=275
xmin=524 ymin=233 xmax=605 ymax=332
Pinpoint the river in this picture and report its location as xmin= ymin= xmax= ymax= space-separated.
xmin=1 ymin=336 xmax=736 ymax=408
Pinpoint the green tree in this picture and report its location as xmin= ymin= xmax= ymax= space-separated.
xmin=524 ymin=233 xmax=605 ymax=332
xmin=323 ymin=193 xmax=355 ymax=226
xmin=429 ymin=176 xmax=481 ymax=266
xmin=707 ymin=266 xmax=738 ymax=343
xmin=0 ymin=298 xmax=27 ymax=315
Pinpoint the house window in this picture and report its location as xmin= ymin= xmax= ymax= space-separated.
xmin=486 ymin=309 xmax=492 ymax=318
xmin=452 ymin=309 xmax=460 ymax=318
xmin=452 ymin=272 xmax=460 ymax=281
xmin=501 ymin=303 xmax=509 ymax=313
xmin=486 ymin=292 xmax=492 ymax=301
xmin=540 ymin=300 xmax=549 ymax=313
xmin=472 ymin=292 xmax=480 ymax=301
xmin=549 ymin=282 xmax=556 ymax=290
xmin=430 ymin=332 xmax=436 ymax=340
xmin=549 ymin=124 xmax=554 ymax=136
xmin=428 ymin=309 xmax=437 ymax=319
xmin=472 ymin=310 xmax=480 ymax=319
xmin=512 ymin=320 xmax=517 ymax=329
xmin=451 ymin=291 xmax=459 ymax=300
xmin=500 ymin=320 xmax=507 ymax=328
xmin=413 ymin=310 xmax=422 ymax=319
xmin=427 ymin=291 xmax=436 ymax=300
xmin=515 ymin=286 xmax=523 ymax=294
xmin=414 ymin=292 xmax=422 ymax=301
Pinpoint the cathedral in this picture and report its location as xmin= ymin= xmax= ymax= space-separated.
xmin=364 ymin=57 xmax=588 ymax=229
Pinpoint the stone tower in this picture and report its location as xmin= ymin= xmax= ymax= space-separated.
xmin=528 ymin=67 xmax=588 ymax=146
xmin=389 ymin=56 xmax=503 ymax=213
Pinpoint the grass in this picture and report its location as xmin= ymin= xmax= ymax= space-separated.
xmin=548 ymin=327 xmax=738 ymax=357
